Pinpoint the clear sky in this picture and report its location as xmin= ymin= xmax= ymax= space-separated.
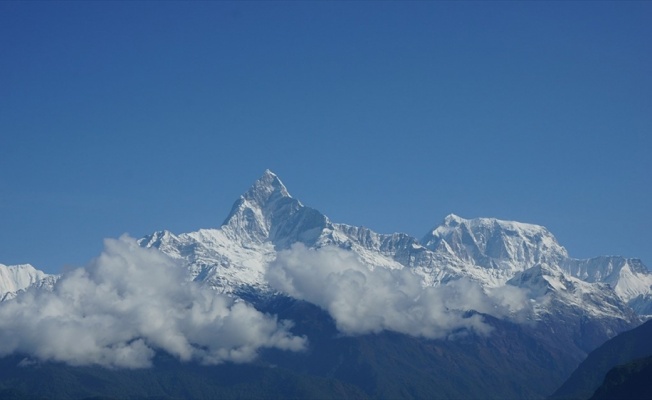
xmin=1 ymin=1 xmax=650 ymax=274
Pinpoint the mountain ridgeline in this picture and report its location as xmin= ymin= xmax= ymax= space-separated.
xmin=551 ymin=319 xmax=652 ymax=400
xmin=0 ymin=170 xmax=650 ymax=399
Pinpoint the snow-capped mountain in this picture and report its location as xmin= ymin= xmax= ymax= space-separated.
xmin=0 ymin=263 xmax=57 ymax=301
xmin=422 ymin=214 xmax=569 ymax=276
xmin=135 ymin=171 xmax=651 ymax=326
xmin=3 ymin=170 xmax=650 ymax=330
xmin=138 ymin=228 xmax=276 ymax=293
xmin=138 ymin=170 xmax=427 ymax=294
xmin=420 ymin=214 xmax=652 ymax=317
xmin=221 ymin=169 xmax=330 ymax=248
xmin=1 ymin=170 xmax=649 ymax=400
xmin=563 ymin=256 xmax=652 ymax=314
xmin=509 ymin=263 xmax=627 ymax=317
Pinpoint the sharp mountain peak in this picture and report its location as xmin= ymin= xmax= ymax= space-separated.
xmin=246 ymin=169 xmax=291 ymax=201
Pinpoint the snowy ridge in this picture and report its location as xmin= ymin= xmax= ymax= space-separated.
xmin=139 ymin=228 xmax=275 ymax=294
xmin=0 ymin=263 xmax=56 ymax=301
xmin=422 ymin=214 xmax=569 ymax=273
xmin=563 ymin=257 xmax=652 ymax=307
xmin=508 ymin=263 xmax=636 ymax=320
xmin=418 ymin=214 xmax=652 ymax=316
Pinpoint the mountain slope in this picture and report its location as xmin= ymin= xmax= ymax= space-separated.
xmin=0 ymin=351 xmax=368 ymax=400
xmin=589 ymin=355 xmax=652 ymax=400
xmin=0 ymin=299 xmax=601 ymax=400
xmin=256 ymin=298 xmax=587 ymax=400
xmin=550 ymin=319 xmax=652 ymax=400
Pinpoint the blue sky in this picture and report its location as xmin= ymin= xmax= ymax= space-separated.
xmin=1 ymin=1 xmax=650 ymax=274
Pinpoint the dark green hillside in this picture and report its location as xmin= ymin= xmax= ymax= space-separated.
xmin=254 ymin=298 xmax=590 ymax=399
xmin=550 ymin=319 xmax=652 ymax=400
xmin=0 ymin=354 xmax=367 ymax=400
xmin=0 ymin=298 xmax=626 ymax=400
xmin=589 ymin=356 xmax=652 ymax=400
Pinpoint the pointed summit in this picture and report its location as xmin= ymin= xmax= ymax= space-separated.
xmin=243 ymin=169 xmax=291 ymax=206
xmin=443 ymin=213 xmax=464 ymax=226
xmin=222 ymin=171 xmax=296 ymax=242
xmin=221 ymin=171 xmax=329 ymax=246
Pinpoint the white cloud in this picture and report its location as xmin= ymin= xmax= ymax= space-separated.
xmin=0 ymin=235 xmax=306 ymax=368
xmin=267 ymin=244 xmax=531 ymax=339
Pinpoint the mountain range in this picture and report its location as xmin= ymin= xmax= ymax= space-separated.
xmin=0 ymin=170 xmax=650 ymax=399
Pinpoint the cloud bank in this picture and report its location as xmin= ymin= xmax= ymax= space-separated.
xmin=0 ymin=236 xmax=305 ymax=368
xmin=268 ymin=244 xmax=530 ymax=339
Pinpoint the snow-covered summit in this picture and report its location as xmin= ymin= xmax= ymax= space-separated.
xmin=221 ymin=170 xmax=330 ymax=247
xmin=563 ymin=256 xmax=652 ymax=314
xmin=416 ymin=214 xmax=652 ymax=314
xmin=422 ymin=213 xmax=569 ymax=274
xmin=227 ymin=169 xmax=292 ymax=212
xmin=221 ymin=170 xmax=292 ymax=242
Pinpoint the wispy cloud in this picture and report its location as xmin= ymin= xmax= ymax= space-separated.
xmin=0 ymin=236 xmax=306 ymax=368
xmin=268 ymin=244 xmax=531 ymax=339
